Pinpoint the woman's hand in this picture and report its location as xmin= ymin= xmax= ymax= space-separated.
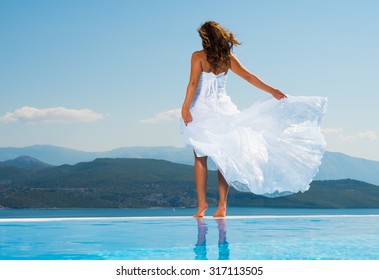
xmin=271 ymin=89 xmax=287 ymax=100
xmin=182 ymin=107 xmax=193 ymax=126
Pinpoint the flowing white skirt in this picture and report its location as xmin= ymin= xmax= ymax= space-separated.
xmin=181 ymin=95 xmax=327 ymax=197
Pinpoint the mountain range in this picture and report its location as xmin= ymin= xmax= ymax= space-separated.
xmin=1 ymin=145 xmax=379 ymax=185
xmin=1 ymin=157 xmax=379 ymax=209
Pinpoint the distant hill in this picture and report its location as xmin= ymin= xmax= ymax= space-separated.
xmin=229 ymin=179 xmax=379 ymax=208
xmin=315 ymin=151 xmax=379 ymax=185
xmin=1 ymin=156 xmax=52 ymax=169
xmin=0 ymin=145 xmax=379 ymax=185
xmin=0 ymin=145 xmax=194 ymax=166
xmin=0 ymin=158 xmax=199 ymax=208
xmin=0 ymin=158 xmax=378 ymax=209
xmin=0 ymin=145 xmax=98 ymax=165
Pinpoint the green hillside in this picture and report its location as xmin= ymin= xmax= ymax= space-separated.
xmin=1 ymin=158 xmax=379 ymax=208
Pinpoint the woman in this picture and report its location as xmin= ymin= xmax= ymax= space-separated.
xmin=181 ymin=21 xmax=327 ymax=218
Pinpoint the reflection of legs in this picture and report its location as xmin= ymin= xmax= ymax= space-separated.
xmin=215 ymin=218 xmax=230 ymax=260
xmin=213 ymin=170 xmax=229 ymax=218
xmin=194 ymin=218 xmax=208 ymax=260
xmin=195 ymin=218 xmax=208 ymax=246
xmin=193 ymin=152 xmax=208 ymax=218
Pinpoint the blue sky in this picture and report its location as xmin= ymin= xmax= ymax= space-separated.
xmin=1 ymin=0 xmax=378 ymax=161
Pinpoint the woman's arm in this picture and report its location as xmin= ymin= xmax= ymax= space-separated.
xmin=182 ymin=52 xmax=202 ymax=125
xmin=230 ymin=54 xmax=287 ymax=100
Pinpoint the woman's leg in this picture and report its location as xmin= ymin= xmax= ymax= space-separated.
xmin=193 ymin=152 xmax=208 ymax=217
xmin=214 ymin=170 xmax=229 ymax=217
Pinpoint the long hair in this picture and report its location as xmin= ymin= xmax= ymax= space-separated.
xmin=198 ymin=21 xmax=240 ymax=71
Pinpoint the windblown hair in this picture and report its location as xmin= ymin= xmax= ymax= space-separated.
xmin=198 ymin=21 xmax=240 ymax=71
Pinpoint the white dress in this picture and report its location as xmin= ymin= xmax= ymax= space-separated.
xmin=181 ymin=71 xmax=327 ymax=197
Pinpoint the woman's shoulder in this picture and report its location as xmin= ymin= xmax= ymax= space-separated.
xmin=229 ymin=53 xmax=238 ymax=61
xmin=192 ymin=50 xmax=206 ymax=59
xmin=229 ymin=53 xmax=242 ymax=69
xmin=191 ymin=50 xmax=207 ymax=69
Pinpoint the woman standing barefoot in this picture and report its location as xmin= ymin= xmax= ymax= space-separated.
xmin=181 ymin=21 xmax=326 ymax=218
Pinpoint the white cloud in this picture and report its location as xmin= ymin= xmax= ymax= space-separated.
xmin=0 ymin=106 xmax=104 ymax=124
xmin=357 ymin=130 xmax=378 ymax=141
xmin=322 ymin=127 xmax=378 ymax=143
xmin=140 ymin=108 xmax=181 ymax=124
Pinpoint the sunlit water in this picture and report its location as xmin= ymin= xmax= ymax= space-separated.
xmin=1 ymin=207 xmax=379 ymax=260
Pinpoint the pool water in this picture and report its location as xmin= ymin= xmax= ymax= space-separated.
xmin=1 ymin=208 xmax=379 ymax=260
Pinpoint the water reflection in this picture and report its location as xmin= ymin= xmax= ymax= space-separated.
xmin=216 ymin=218 xmax=230 ymax=260
xmin=194 ymin=218 xmax=208 ymax=260
xmin=194 ymin=218 xmax=230 ymax=260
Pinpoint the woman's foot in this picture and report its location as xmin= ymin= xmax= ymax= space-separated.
xmin=213 ymin=204 xmax=227 ymax=218
xmin=193 ymin=203 xmax=208 ymax=218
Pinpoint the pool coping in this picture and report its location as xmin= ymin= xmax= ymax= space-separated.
xmin=1 ymin=214 xmax=379 ymax=223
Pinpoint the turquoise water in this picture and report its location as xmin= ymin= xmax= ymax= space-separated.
xmin=1 ymin=207 xmax=379 ymax=260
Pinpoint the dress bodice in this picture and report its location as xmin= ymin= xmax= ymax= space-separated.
xmin=190 ymin=72 xmax=238 ymax=115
